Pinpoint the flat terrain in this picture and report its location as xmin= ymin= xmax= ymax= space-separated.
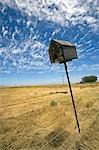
xmin=0 ymin=84 xmax=99 ymax=150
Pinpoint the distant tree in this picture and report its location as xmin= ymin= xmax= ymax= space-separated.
xmin=81 ymin=75 xmax=97 ymax=83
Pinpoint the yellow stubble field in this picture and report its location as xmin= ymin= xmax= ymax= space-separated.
xmin=0 ymin=83 xmax=99 ymax=150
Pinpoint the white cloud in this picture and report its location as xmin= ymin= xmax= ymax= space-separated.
xmin=73 ymin=64 xmax=99 ymax=72
xmin=0 ymin=47 xmax=6 ymax=53
xmin=0 ymin=0 xmax=99 ymax=75
xmin=2 ymin=27 xmax=8 ymax=37
xmin=0 ymin=36 xmax=50 ymax=73
xmin=1 ymin=0 xmax=98 ymax=30
xmin=27 ymin=20 xmax=32 ymax=27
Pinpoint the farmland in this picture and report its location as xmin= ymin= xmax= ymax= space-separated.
xmin=0 ymin=83 xmax=99 ymax=150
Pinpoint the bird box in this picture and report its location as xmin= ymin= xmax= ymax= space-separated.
xmin=48 ymin=39 xmax=78 ymax=63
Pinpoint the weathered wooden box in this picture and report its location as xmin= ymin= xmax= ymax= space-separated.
xmin=48 ymin=39 xmax=78 ymax=63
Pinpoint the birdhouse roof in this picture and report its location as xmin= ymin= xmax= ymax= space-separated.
xmin=52 ymin=39 xmax=75 ymax=47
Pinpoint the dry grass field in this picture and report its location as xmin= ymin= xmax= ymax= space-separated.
xmin=0 ymin=83 xmax=99 ymax=150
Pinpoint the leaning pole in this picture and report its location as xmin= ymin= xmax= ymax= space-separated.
xmin=48 ymin=39 xmax=80 ymax=133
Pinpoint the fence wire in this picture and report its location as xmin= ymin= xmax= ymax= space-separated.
xmin=4 ymin=110 xmax=66 ymax=149
xmin=2 ymin=98 xmax=98 ymax=150
xmin=39 ymin=113 xmax=98 ymax=150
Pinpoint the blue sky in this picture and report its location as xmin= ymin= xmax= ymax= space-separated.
xmin=0 ymin=0 xmax=99 ymax=86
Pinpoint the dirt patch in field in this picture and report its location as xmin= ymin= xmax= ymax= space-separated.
xmin=46 ymin=128 xmax=70 ymax=147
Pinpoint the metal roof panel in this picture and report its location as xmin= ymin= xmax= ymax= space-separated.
xmin=53 ymin=39 xmax=75 ymax=46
